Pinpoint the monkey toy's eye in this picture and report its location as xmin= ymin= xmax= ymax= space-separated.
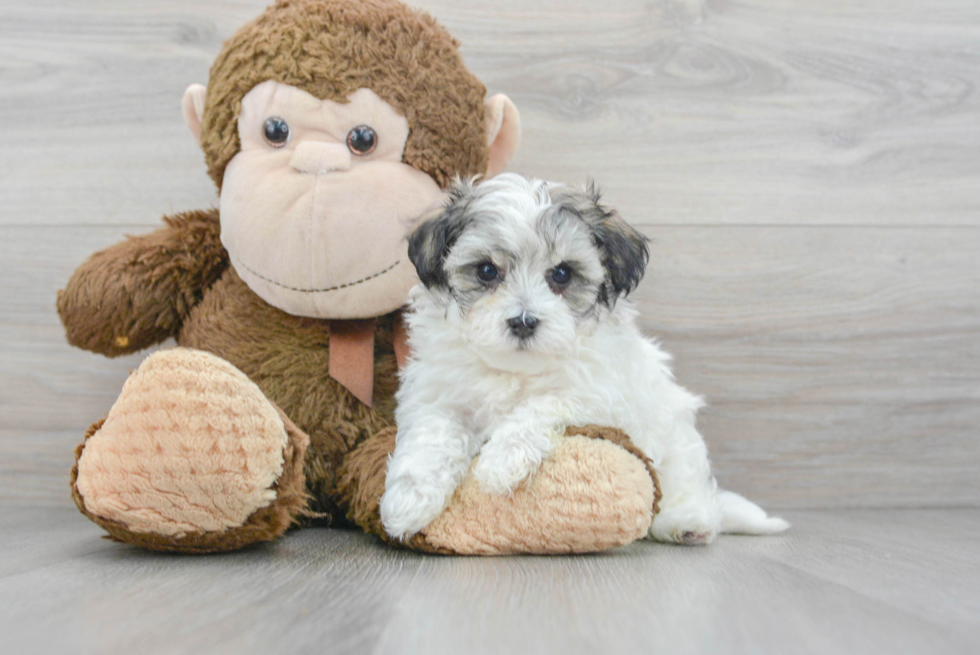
xmin=476 ymin=261 xmax=499 ymax=284
xmin=347 ymin=125 xmax=377 ymax=155
xmin=263 ymin=117 xmax=290 ymax=147
xmin=550 ymin=263 xmax=573 ymax=288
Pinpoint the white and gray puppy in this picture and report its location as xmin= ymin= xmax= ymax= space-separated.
xmin=380 ymin=173 xmax=788 ymax=544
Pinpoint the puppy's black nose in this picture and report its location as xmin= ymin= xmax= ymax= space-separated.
xmin=507 ymin=313 xmax=539 ymax=339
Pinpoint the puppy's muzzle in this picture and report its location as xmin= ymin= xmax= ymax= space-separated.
xmin=507 ymin=312 xmax=539 ymax=339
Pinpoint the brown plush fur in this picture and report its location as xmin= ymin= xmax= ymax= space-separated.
xmin=332 ymin=426 xmax=448 ymax=552
xmin=201 ymin=0 xmax=490 ymax=190
xmin=57 ymin=209 xmax=228 ymax=358
xmin=334 ymin=426 xmax=399 ymax=540
xmin=70 ymin=408 xmax=311 ymax=554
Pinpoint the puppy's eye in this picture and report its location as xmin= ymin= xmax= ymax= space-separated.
xmin=550 ymin=263 xmax=573 ymax=287
xmin=263 ymin=117 xmax=290 ymax=147
xmin=347 ymin=125 xmax=377 ymax=155
xmin=476 ymin=262 xmax=499 ymax=284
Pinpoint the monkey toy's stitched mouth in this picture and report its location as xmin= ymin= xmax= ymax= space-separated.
xmin=234 ymin=259 xmax=401 ymax=293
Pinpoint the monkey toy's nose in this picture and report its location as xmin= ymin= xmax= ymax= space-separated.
xmin=289 ymin=141 xmax=352 ymax=174
xmin=507 ymin=313 xmax=539 ymax=339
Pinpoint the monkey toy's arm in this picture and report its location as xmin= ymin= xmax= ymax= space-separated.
xmin=57 ymin=208 xmax=228 ymax=357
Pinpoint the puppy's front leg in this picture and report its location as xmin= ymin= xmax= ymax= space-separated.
xmin=380 ymin=417 xmax=473 ymax=541
xmin=474 ymin=397 xmax=564 ymax=495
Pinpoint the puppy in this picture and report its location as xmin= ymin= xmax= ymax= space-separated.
xmin=380 ymin=174 xmax=788 ymax=545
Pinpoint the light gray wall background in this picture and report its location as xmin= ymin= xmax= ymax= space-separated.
xmin=1 ymin=0 xmax=978 ymax=510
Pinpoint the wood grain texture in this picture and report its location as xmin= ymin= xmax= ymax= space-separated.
xmin=1 ymin=0 xmax=977 ymax=227
xmin=1 ymin=506 xmax=978 ymax=655
xmin=638 ymin=225 xmax=980 ymax=509
xmin=430 ymin=0 xmax=980 ymax=227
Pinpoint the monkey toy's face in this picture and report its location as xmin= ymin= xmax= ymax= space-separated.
xmin=216 ymin=81 xmax=445 ymax=319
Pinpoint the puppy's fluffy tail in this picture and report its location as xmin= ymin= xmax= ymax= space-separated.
xmin=717 ymin=490 xmax=790 ymax=535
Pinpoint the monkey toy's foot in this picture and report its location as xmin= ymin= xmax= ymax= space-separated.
xmin=71 ymin=348 xmax=310 ymax=553
xmin=339 ymin=425 xmax=661 ymax=555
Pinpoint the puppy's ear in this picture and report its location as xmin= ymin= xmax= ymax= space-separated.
xmin=408 ymin=177 xmax=476 ymax=289
xmin=583 ymin=180 xmax=650 ymax=299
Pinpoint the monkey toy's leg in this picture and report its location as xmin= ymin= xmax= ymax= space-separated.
xmin=71 ymin=348 xmax=311 ymax=553
xmin=337 ymin=425 xmax=661 ymax=555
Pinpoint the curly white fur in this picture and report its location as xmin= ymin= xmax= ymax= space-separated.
xmin=380 ymin=174 xmax=788 ymax=545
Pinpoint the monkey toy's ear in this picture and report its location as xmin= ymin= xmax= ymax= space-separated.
xmin=485 ymin=94 xmax=521 ymax=177
xmin=181 ymin=83 xmax=208 ymax=146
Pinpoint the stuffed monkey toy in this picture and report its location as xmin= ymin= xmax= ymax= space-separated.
xmin=58 ymin=0 xmax=660 ymax=554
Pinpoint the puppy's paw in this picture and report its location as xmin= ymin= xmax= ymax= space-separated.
xmin=473 ymin=432 xmax=549 ymax=495
xmin=380 ymin=476 xmax=451 ymax=541
xmin=648 ymin=499 xmax=721 ymax=546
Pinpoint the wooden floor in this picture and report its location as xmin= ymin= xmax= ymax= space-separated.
xmin=1 ymin=506 xmax=978 ymax=655
xmin=1 ymin=0 xmax=978 ymax=653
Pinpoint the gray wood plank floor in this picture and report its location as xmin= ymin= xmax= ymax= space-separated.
xmin=1 ymin=507 xmax=978 ymax=655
